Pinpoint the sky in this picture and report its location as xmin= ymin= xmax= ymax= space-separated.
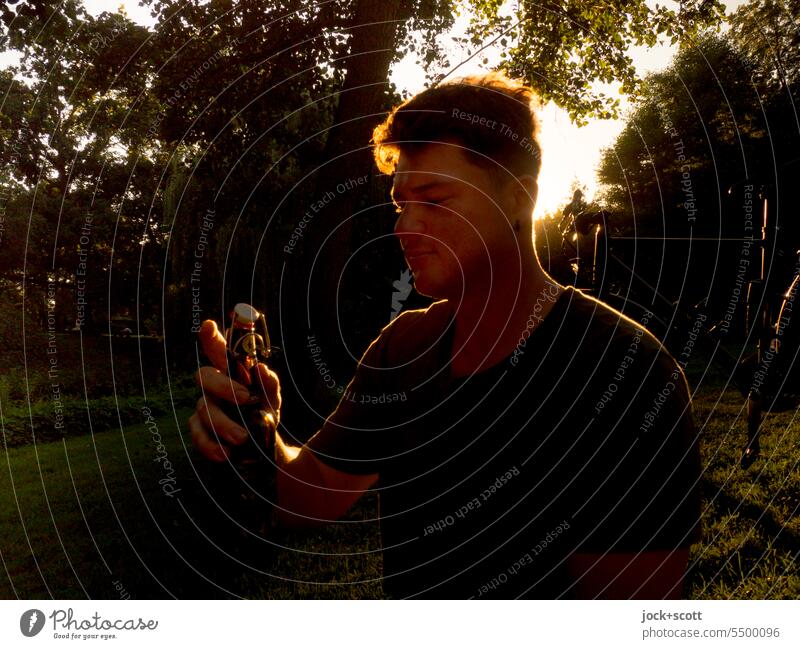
xmin=4 ymin=0 xmax=749 ymax=217
xmin=389 ymin=1 xmax=749 ymax=217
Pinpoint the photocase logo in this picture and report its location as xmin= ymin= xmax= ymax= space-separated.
xmin=20 ymin=609 xmax=45 ymax=637
xmin=390 ymin=269 xmax=413 ymax=321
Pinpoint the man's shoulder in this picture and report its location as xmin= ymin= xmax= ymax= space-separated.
xmin=561 ymin=288 xmax=668 ymax=356
xmin=555 ymin=288 xmax=687 ymax=394
xmin=372 ymin=300 xmax=454 ymax=366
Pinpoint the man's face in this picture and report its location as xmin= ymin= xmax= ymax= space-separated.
xmin=391 ymin=142 xmax=525 ymax=300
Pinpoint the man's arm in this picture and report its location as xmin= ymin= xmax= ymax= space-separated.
xmin=189 ymin=318 xmax=378 ymax=527
xmin=272 ymin=431 xmax=378 ymax=528
xmin=566 ymin=338 xmax=700 ymax=599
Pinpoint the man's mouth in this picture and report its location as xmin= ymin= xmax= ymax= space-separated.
xmin=405 ymin=249 xmax=436 ymax=262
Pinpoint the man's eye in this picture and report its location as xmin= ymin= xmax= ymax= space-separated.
xmin=424 ymin=198 xmax=448 ymax=208
xmin=393 ymin=198 xmax=448 ymax=213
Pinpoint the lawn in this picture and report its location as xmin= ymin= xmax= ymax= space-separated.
xmin=688 ymin=387 xmax=800 ymax=598
xmin=1 ymin=381 xmax=798 ymax=599
xmin=0 ymin=407 xmax=382 ymax=599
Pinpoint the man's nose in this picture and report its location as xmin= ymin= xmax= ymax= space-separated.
xmin=394 ymin=202 xmax=427 ymax=237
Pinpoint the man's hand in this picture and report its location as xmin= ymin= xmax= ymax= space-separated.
xmin=188 ymin=318 xmax=376 ymax=527
xmin=188 ymin=319 xmax=281 ymax=462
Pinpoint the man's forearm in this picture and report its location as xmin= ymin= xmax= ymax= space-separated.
xmin=274 ymin=430 xmax=302 ymax=466
xmin=273 ymin=431 xmax=334 ymax=528
xmin=273 ymin=431 xmax=377 ymax=528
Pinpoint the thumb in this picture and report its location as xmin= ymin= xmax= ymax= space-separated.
xmin=198 ymin=320 xmax=229 ymax=373
xmin=254 ymin=363 xmax=282 ymax=417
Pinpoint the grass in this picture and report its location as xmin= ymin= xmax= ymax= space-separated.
xmin=1 ymin=375 xmax=799 ymax=599
xmin=0 ymin=408 xmax=382 ymax=599
xmin=687 ymin=383 xmax=800 ymax=598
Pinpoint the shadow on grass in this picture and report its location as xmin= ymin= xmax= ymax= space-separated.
xmin=686 ymin=383 xmax=800 ymax=599
xmin=3 ymin=380 xmax=798 ymax=599
xmin=0 ymin=409 xmax=382 ymax=599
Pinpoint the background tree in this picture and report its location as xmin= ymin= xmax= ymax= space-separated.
xmin=596 ymin=2 xmax=799 ymax=334
xmin=0 ymin=2 xmax=159 ymax=336
xmin=1 ymin=0 xmax=725 ymax=433
xmin=471 ymin=0 xmax=726 ymax=122
xmin=730 ymin=0 xmax=800 ymax=90
xmin=598 ymin=34 xmax=765 ymax=229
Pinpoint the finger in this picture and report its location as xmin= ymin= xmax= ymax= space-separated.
xmin=196 ymin=396 xmax=249 ymax=446
xmin=188 ymin=412 xmax=230 ymax=462
xmin=196 ymin=366 xmax=252 ymax=404
xmin=261 ymin=410 xmax=278 ymax=450
xmin=254 ymin=363 xmax=282 ymax=414
xmin=198 ymin=320 xmax=229 ymax=373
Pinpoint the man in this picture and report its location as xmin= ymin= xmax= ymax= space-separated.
xmin=189 ymin=73 xmax=701 ymax=599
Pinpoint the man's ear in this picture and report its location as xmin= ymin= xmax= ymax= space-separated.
xmin=512 ymin=174 xmax=537 ymax=217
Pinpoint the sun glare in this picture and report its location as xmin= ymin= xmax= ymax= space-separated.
xmin=389 ymin=30 xmax=625 ymax=222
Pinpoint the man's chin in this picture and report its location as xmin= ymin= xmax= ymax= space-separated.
xmin=411 ymin=272 xmax=457 ymax=301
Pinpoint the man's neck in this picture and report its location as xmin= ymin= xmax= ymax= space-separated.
xmin=447 ymin=263 xmax=563 ymax=377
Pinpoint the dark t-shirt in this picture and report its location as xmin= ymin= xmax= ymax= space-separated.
xmin=306 ymin=287 xmax=701 ymax=599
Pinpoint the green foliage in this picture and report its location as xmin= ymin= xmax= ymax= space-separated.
xmin=594 ymin=1 xmax=800 ymax=315
xmin=467 ymin=0 xmax=725 ymax=123
xmin=730 ymin=0 xmax=800 ymax=92
xmin=597 ymin=0 xmax=800 ymax=223
xmin=0 ymin=3 xmax=163 ymax=333
xmin=1 ymin=386 xmax=197 ymax=448
xmin=0 ymin=0 xmax=728 ymax=361
xmin=597 ymin=33 xmax=765 ymax=226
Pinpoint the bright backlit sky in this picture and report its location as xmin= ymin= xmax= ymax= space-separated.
xmin=389 ymin=1 xmax=749 ymax=217
xmin=6 ymin=0 xmax=748 ymax=217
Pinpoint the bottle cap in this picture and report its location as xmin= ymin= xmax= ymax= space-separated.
xmin=232 ymin=303 xmax=260 ymax=327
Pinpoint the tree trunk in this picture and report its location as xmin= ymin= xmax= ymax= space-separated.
xmin=288 ymin=0 xmax=412 ymax=415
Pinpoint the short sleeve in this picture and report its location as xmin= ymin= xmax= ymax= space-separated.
xmin=571 ymin=352 xmax=702 ymax=554
xmin=305 ymin=329 xmax=398 ymax=475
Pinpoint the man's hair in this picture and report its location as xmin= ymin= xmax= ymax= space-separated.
xmin=372 ymin=72 xmax=542 ymax=182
